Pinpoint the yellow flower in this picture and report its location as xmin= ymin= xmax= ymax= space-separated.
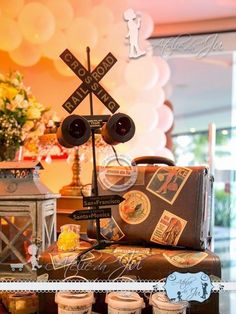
xmin=3 ymin=85 xmax=18 ymax=100
xmin=27 ymin=107 xmax=41 ymax=119
xmin=22 ymin=120 xmax=34 ymax=132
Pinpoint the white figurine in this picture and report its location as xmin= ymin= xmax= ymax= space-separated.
xmin=124 ymin=8 xmax=146 ymax=59
xmin=28 ymin=244 xmax=42 ymax=270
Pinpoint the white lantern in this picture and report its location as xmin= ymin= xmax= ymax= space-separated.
xmin=0 ymin=161 xmax=59 ymax=279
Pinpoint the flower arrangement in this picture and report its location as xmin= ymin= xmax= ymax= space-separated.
xmin=0 ymin=71 xmax=48 ymax=161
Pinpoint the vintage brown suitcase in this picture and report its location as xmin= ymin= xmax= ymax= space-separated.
xmin=38 ymin=243 xmax=221 ymax=314
xmin=87 ymin=156 xmax=213 ymax=250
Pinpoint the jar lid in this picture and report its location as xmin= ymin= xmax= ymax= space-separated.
xmin=55 ymin=291 xmax=94 ymax=307
xmin=151 ymin=292 xmax=188 ymax=310
xmin=105 ymin=292 xmax=144 ymax=309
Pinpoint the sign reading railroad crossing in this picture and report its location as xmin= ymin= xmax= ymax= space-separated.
xmin=60 ymin=49 xmax=120 ymax=114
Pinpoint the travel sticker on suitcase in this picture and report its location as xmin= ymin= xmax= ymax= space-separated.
xmin=119 ymin=190 xmax=151 ymax=224
xmin=150 ymin=210 xmax=187 ymax=246
xmin=146 ymin=167 xmax=192 ymax=204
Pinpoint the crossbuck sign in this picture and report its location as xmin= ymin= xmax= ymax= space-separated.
xmin=60 ymin=49 xmax=120 ymax=114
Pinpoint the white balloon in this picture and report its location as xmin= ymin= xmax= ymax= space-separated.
xmin=124 ymin=57 xmax=159 ymax=90
xmin=137 ymin=128 xmax=167 ymax=151
xmin=107 ymin=22 xmax=129 ymax=60
xmin=163 ymin=82 xmax=173 ymax=98
xmin=139 ymin=12 xmax=154 ymax=39
xmin=155 ymin=147 xmax=175 ymax=161
xmin=127 ymin=103 xmax=159 ymax=134
xmin=102 ymin=60 xmax=127 ymax=90
xmin=158 ymin=104 xmax=174 ymax=132
xmin=18 ymin=2 xmax=56 ymax=44
xmin=139 ymin=38 xmax=153 ymax=57
xmin=136 ymin=83 xmax=165 ymax=109
xmin=110 ymin=85 xmax=137 ymax=110
xmin=42 ymin=31 xmax=67 ymax=60
xmin=46 ymin=0 xmax=74 ymax=30
xmin=90 ymin=5 xmax=114 ymax=37
xmin=0 ymin=17 xmax=22 ymax=51
xmin=102 ymin=0 xmax=130 ymax=22
xmin=66 ymin=18 xmax=98 ymax=54
xmin=154 ymin=56 xmax=171 ymax=87
xmin=9 ymin=40 xmax=42 ymax=66
xmin=127 ymin=145 xmax=154 ymax=160
xmin=0 ymin=0 xmax=25 ymax=18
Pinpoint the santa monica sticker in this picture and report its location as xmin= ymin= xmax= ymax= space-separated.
xmin=146 ymin=167 xmax=192 ymax=204
xmin=119 ymin=190 xmax=151 ymax=224
xmin=164 ymin=272 xmax=213 ymax=302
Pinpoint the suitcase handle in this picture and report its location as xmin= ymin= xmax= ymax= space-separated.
xmin=132 ymin=156 xmax=175 ymax=166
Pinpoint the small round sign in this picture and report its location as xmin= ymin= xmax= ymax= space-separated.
xmin=98 ymin=154 xmax=138 ymax=192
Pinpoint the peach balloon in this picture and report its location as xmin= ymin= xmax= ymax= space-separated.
xmin=66 ymin=17 xmax=98 ymax=54
xmin=69 ymin=0 xmax=92 ymax=17
xmin=91 ymin=38 xmax=112 ymax=66
xmin=18 ymin=2 xmax=56 ymax=44
xmin=0 ymin=0 xmax=25 ymax=18
xmin=90 ymin=5 xmax=114 ymax=37
xmin=0 ymin=17 xmax=22 ymax=51
xmin=46 ymin=0 xmax=74 ymax=30
xmin=53 ymin=58 xmax=75 ymax=77
xmin=9 ymin=40 xmax=42 ymax=66
xmin=42 ymin=31 xmax=67 ymax=60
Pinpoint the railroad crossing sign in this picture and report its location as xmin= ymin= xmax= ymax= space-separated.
xmin=60 ymin=49 xmax=120 ymax=114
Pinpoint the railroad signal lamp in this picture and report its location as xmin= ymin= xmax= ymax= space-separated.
xmin=57 ymin=115 xmax=91 ymax=148
xmin=57 ymin=113 xmax=135 ymax=148
xmin=101 ymin=113 xmax=135 ymax=145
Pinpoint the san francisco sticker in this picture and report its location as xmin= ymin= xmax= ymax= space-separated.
xmin=150 ymin=210 xmax=187 ymax=246
xmin=163 ymin=251 xmax=208 ymax=268
xmin=119 ymin=190 xmax=151 ymax=224
xmin=146 ymin=167 xmax=192 ymax=204
xmin=100 ymin=217 xmax=125 ymax=241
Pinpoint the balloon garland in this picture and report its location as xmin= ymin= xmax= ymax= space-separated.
xmin=0 ymin=0 xmax=174 ymax=160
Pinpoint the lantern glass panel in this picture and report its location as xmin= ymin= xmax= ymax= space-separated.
xmin=0 ymin=214 xmax=33 ymax=265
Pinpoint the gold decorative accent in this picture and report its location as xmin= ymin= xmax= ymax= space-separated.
xmin=60 ymin=148 xmax=84 ymax=196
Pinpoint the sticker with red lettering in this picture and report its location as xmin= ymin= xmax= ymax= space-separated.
xmin=150 ymin=210 xmax=187 ymax=246
xmin=146 ymin=167 xmax=192 ymax=204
